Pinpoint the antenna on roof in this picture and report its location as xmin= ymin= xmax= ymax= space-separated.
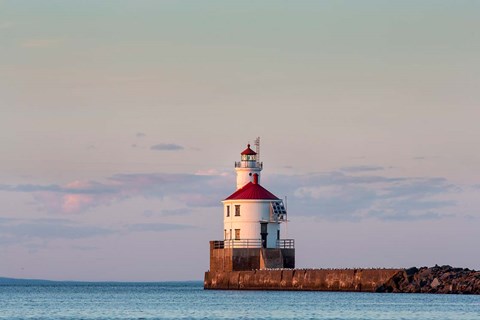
xmin=254 ymin=137 xmax=260 ymax=163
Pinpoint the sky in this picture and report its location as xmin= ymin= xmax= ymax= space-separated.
xmin=1 ymin=0 xmax=479 ymax=281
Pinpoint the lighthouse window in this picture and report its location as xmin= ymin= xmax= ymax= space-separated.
xmin=226 ymin=206 xmax=230 ymax=217
xmin=235 ymin=229 xmax=241 ymax=240
xmin=235 ymin=205 xmax=240 ymax=216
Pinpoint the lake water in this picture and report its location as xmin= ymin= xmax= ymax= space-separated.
xmin=0 ymin=281 xmax=479 ymax=319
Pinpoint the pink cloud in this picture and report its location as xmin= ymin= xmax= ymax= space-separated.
xmin=19 ymin=173 xmax=226 ymax=214
xmin=62 ymin=194 xmax=94 ymax=213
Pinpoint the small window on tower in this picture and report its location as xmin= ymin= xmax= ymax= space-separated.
xmin=235 ymin=229 xmax=240 ymax=240
xmin=226 ymin=206 xmax=230 ymax=217
xmin=235 ymin=205 xmax=240 ymax=216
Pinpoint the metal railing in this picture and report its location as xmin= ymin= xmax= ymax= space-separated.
xmin=234 ymin=161 xmax=263 ymax=169
xmin=224 ymin=239 xmax=263 ymax=248
xmin=276 ymin=239 xmax=295 ymax=249
xmin=211 ymin=239 xmax=295 ymax=249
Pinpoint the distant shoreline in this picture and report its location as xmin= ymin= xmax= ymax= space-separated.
xmin=0 ymin=277 xmax=203 ymax=285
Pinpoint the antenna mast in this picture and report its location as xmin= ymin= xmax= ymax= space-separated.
xmin=254 ymin=137 xmax=260 ymax=163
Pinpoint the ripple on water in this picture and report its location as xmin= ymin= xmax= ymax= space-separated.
xmin=0 ymin=282 xmax=479 ymax=320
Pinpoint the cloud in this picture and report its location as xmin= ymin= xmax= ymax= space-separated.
xmin=194 ymin=169 xmax=228 ymax=176
xmin=143 ymin=208 xmax=193 ymax=217
xmin=0 ymin=217 xmax=198 ymax=248
xmin=380 ymin=177 xmax=456 ymax=198
xmin=0 ymin=180 xmax=119 ymax=214
xmin=269 ymin=171 xmax=403 ymax=192
xmin=270 ymin=171 xmax=456 ymax=222
xmin=0 ymin=184 xmax=63 ymax=193
xmin=127 ymin=223 xmax=194 ymax=232
xmin=136 ymin=132 xmax=146 ymax=138
xmin=340 ymin=165 xmax=384 ymax=173
xmin=0 ymin=218 xmax=114 ymax=243
xmin=412 ymin=156 xmax=440 ymax=161
xmin=0 ymin=180 xmax=116 ymax=194
xmin=0 ymin=166 xmax=458 ymax=221
xmin=367 ymin=210 xmax=450 ymax=221
xmin=161 ymin=208 xmax=192 ymax=216
xmin=176 ymin=193 xmax=220 ymax=207
xmin=0 ymin=173 xmax=230 ymax=214
xmin=70 ymin=245 xmax=98 ymax=251
xmin=21 ymin=39 xmax=61 ymax=48
xmin=293 ymin=184 xmax=377 ymax=221
xmin=150 ymin=143 xmax=184 ymax=151
xmin=0 ymin=217 xmax=18 ymax=225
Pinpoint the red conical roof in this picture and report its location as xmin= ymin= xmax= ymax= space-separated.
xmin=241 ymin=144 xmax=257 ymax=155
xmin=225 ymin=182 xmax=279 ymax=201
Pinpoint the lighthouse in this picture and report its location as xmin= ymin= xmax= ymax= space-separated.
xmin=209 ymin=140 xmax=295 ymax=272
xmin=234 ymin=143 xmax=262 ymax=189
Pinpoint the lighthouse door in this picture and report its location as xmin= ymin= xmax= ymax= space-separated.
xmin=260 ymin=222 xmax=268 ymax=248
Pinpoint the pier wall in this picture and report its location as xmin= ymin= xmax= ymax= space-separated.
xmin=204 ymin=268 xmax=401 ymax=291
xmin=210 ymin=245 xmax=295 ymax=272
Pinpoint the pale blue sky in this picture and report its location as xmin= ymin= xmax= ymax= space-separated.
xmin=1 ymin=1 xmax=479 ymax=281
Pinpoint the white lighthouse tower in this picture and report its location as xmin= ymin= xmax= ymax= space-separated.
xmin=209 ymin=140 xmax=295 ymax=271
xmin=234 ymin=143 xmax=262 ymax=189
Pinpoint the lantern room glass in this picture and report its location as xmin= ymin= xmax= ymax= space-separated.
xmin=241 ymin=154 xmax=256 ymax=161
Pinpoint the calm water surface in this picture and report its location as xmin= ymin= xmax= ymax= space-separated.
xmin=0 ymin=282 xmax=479 ymax=319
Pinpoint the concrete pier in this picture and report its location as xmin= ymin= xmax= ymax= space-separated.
xmin=204 ymin=268 xmax=401 ymax=291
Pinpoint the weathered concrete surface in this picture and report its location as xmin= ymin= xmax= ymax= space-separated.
xmin=210 ymin=243 xmax=295 ymax=272
xmin=210 ymin=248 xmax=262 ymax=272
xmin=204 ymin=268 xmax=401 ymax=291
xmin=260 ymin=249 xmax=283 ymax=269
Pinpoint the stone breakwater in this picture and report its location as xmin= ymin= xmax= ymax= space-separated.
xmin=376 ymin=265 xmax=480 ymax=294
xmin=204 ymin=266 xmax=480 ymax=294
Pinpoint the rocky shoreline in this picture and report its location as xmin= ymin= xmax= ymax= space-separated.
xmin=376 ymin=265 xmax=480 ymax=294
